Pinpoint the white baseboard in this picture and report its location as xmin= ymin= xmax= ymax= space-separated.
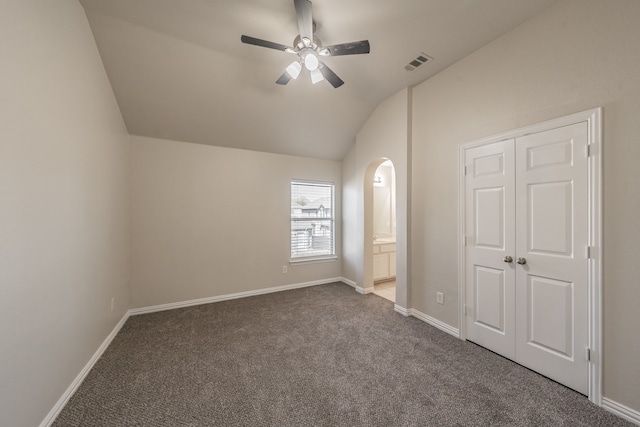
xmin=394 ymin=304 xmax=410 ymax=316
xmin=409 ymin=308 xmax=460 ymax=338
xmin=340 ymin=277 xmax=357 ymax=288
xmin=40 ymin=311 xmax=130 ymax=427
xmin=130 ymin=277 xmax=344 ymax=316
xmin=340 ymin=277 xmax=365 ymax=294
xmin=603 ymin=397 xmax=640 ymax=425
xmin=40 ymin=282 xmax=635 ymax=427
xmin=41 ymin=277 xmax=348 ymax=426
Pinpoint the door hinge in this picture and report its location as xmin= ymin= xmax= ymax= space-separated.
xmin=464 ymin=166 xmax=468 ymax=176
xmin=586 ymin=246 xmax=593 ymax=259
xmin=585 ymin=145 xmax=591 ymax=157
xmin=464 ymin=304 xmax=468 ymax=316
xmin=585 ymin=347 xmax=591 ymax=361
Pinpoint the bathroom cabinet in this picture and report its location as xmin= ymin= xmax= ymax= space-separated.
xmin=373 ymin=242 xmax=396 ymax=282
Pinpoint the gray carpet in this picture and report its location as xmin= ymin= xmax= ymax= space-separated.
xmin=53 ymin=282 xmax=630 ymax=426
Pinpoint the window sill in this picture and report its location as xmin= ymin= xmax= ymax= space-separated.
xmin=290 ymin=255 xmax=338 ymax=265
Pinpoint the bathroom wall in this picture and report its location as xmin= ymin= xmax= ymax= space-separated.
xmin=373 ymin=162 xmax=396 ymax=238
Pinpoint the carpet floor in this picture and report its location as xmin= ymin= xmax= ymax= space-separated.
xmin=53 ymin=282 xmax=631 ymax=426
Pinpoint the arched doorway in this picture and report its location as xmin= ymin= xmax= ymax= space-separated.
xmin=364 ymin=159 xmax=397 ymax=302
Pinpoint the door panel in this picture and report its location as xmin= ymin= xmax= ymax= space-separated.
xmin=475 ymin=188 xmax=505 ymax=249
xmin=515 ymin=122 xmax=589 ymax=394
xmin=474 ymin=152 xmax=505 ymax=176
xmin=529 ymin=181 xmax=573 ymax=256
xmin=474 ymin=266 xmax=506 ymax=333
xmin=465 ymin=140 xmax=515 ymax=359
xmin=527 ymin=275 xmax=574 ymax=358
xmin=526 ymin=139 xmax=573 ymax=169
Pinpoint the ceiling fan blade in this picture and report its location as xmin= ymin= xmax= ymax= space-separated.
xmin=319 ymin=63 xmax=344 ymax=88
xmin=294 ymin=0 xmax=314 ymax=43
xmin=276 ymin=71 xmax=292 ymax=85
xmin=324 ymin=40 xmax=370 ymax=56
xmin=241 ymin=35 xmax=291 ymax=52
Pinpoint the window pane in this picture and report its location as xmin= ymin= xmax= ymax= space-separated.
xmin=291 ymin=181 xmax=334 ymax=259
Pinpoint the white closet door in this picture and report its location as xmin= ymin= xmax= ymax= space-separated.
xmin=465 ymin=140 xmax=516 ymax=359
xmin=514 ymin=122 xmax=589 ymax=394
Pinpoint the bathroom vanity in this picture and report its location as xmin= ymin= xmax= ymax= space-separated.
xmin=373 ymin=238 xmax=396 ymax=282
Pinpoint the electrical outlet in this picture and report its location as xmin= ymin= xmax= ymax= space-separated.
xmin=436 ymin=292 xmax=444 ymax=305
xmin=110 ymin=297 xmax=115 ymax=311
xmin=282 ymin=266 xmax=288 ymax=274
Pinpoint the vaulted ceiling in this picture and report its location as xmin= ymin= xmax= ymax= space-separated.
xmin=80 ymin=0 xmax=561 ymax=160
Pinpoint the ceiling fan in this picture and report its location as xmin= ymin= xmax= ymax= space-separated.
xmin=241 ymin=0 xmax=370 ymax=88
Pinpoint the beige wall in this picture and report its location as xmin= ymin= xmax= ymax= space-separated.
xmin=3 ymin=0 xmax=638 ymax=424
xmin=342 ymin=146 xmax=359 ymax=283
xmin=411 ymin=0 xmax=640 ymax=412
xmin=0 ymin=1 xmax=130 ymax=426
xmin=342 ymin=89 xmax=410 ymax=307
xmin=130 ymin=136 xmax=342 ymax=308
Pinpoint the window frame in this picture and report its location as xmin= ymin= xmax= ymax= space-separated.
xmin=290 ymin=180 xmax=337 ymax=263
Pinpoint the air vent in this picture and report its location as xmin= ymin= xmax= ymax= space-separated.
xmin=405 ymin=52 xmax=433 ymax=72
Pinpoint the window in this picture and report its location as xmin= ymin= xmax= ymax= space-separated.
xmin=291 ymin=181 xmax=335 ymax=260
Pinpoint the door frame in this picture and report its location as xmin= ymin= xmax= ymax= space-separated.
xmin=457 ymin=108 xmax=603 ymax=405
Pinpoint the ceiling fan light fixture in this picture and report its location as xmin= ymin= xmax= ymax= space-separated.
xmin=286 ymin=61 xmax=302 ymax=79
xmin=310 ymin=68 xmax=324 ymax=84
xmin=304 ymin=53 xmax=319 ymax=71
xmin=240 ymin=0 xmax=371 ymax=88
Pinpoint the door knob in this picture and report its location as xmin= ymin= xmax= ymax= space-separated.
xmin=516 ymin=257 xmax=527 ymax=265
xmin=503 ymin=256 xmax=513 ymax=263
